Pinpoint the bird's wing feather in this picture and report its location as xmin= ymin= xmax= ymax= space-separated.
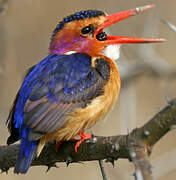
xmin=6 ymin=65 xmax=36 ymax=144
xmin=7 ymin=53 xmax=110 ymax=142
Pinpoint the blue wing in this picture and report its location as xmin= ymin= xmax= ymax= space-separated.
xmin=6 ymin=53 xmax=110 ymax=173
xmin=7 ymin=53 xmax=111 ymax=142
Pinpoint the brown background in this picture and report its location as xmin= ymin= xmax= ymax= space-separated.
xmin=0 ymin=0 xmax=176 ymax=179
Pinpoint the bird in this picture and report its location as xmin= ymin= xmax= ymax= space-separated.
xmin=6 ymin=4 xmax=164 ymax=174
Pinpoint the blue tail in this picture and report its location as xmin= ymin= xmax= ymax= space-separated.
xmin=14 ymin=138 xmax=39 ymax=174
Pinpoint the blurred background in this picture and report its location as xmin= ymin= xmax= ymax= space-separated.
xmin=0 ymin=0 xmax=176 ymax=179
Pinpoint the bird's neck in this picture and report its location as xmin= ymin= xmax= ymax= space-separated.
xmin=49 ymin=41 xmax=121 ymax=62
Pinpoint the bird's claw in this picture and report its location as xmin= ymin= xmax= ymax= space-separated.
xmin=75 ymin=132 xmax=92 ymax=152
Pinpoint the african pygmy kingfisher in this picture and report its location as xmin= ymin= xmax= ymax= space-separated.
xmin=6 ymin=4 xmax=164 ymax=174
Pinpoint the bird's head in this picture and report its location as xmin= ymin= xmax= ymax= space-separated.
xmin=49 ymin=5 xmax=164 ymax=60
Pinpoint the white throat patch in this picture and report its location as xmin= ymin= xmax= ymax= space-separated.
xmin=65 ymin=51 xmax=76 ymax=55
xmin=101 ymin=44 xmax=121 ymax=61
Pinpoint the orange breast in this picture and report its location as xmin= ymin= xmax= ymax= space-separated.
xmin=44 ymin=57 xmax=121 ymax=142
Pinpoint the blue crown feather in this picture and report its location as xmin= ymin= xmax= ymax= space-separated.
xmin=51 ymin=10 xmax=105 ymax=40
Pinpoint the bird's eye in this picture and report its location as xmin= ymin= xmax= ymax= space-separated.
xmin=96 ymin=32 xmax=107 ymax=41
xmin=81 ymin=25 xmax=93 ymax=34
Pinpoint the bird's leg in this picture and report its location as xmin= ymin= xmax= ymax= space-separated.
xmin=75 ymin=132 xmax=92 ymax=152
xmin=56 ymin=132 xmax=92 ymax=152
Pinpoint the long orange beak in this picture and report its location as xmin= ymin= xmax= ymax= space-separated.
xmin=95 ymin=4 xmax=165 ymax=44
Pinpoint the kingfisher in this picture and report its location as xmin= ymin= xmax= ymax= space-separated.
xmin=6 ymin=4 xmax=164 ymax=174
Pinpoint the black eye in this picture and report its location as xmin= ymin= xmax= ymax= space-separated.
xmin=96 ymin=32 xmax=107 ymax=41
xmin=81 ymin=25 xmax=93 ymax=34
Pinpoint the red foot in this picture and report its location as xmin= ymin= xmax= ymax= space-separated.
xmin=74 ymin=132 xmax=92 ymax=152
xmin=55 ymin=141 xmax=63 ymax=152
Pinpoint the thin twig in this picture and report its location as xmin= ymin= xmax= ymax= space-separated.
xmin=98 ymin=160 xmax=108 ymax=180
xmin=162 ymin=19 xmax=176 ymax=32
xmin=128 ymin=138 xmax=153 ymax=180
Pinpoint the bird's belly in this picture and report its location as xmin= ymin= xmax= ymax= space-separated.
xmin=45 ymin=60 xmax=121 ymax=142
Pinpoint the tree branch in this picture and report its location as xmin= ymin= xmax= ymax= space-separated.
xmin=0 ymin=99 xmax=176 ymax=175
xmin=129 ymin=137 xmax=153 ymax=180
xmin=98 ymin=160 xmax=108 ymax=180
